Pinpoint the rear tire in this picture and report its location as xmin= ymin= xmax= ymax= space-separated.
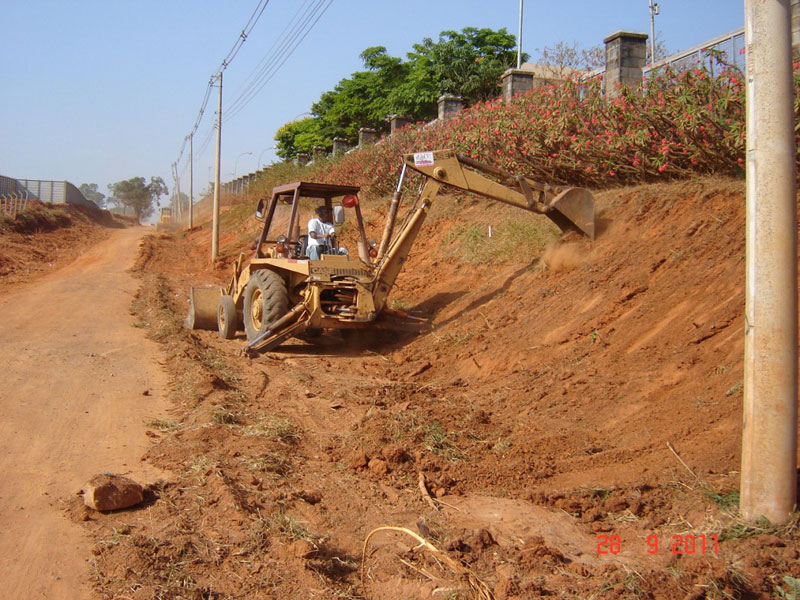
xmin=217 ymin=295 xmax=238 ymax=339
xmin=243 ymin=269 xmax=289 ymax=342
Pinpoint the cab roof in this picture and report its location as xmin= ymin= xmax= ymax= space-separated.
xmin=271 ymin=181 xmax=360 ymax=199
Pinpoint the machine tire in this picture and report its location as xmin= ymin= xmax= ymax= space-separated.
xmin=243 ymin=269 xmax=289 ymax=343
xmin=217 ymin=295 xmax=238 ymax=339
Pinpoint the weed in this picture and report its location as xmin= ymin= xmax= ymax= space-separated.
xmin=777 ymin=576 xmax=800 ymax=600
xmin=492 ymin=438 xmax=512 ymax=453
xmin=146 ymin=418 xmax=181 ymax=431
xmin=443 ymin=216 xmax=558 ymax=265
xmin=703 ymin=488 xmax=739 ymax=510
xmin=424 ymin=421 xmax=466 ymax=461
xmin=240 ymin=453 xmax=290 ymax=476
xmin=185 ymin=455 xmax=217 ymax=474
xmin=211 ymin=406 xmax=240 ymax=425
xmin=100 ymin=525 xmax=132 ymax=547
xmin=587 ymin=487 xmax=615 ymax=502
xmin=725 ymin=381 xmax=743 ymax=396
xmin=271 ymin=512 xmax=312 ymax=541
xmin=244 ymin=414 xmax=301 ymax=444
xmin=389 ymin=298 xmax=410 ymax=311
xmin=590 ymin=330 xmax=599 ymax=344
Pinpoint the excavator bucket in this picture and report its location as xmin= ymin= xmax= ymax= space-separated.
xmin=546 ymin=187 xmax=596 ymax=240
xmin=186 ymin=286 xmax=222 ymax=330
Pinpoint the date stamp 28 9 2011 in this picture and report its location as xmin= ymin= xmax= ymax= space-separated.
xmin=597 ymin=534 xmax=720 ymax=555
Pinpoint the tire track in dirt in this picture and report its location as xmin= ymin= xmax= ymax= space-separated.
xmin=0 ymin=227 xmax=171 ymax=599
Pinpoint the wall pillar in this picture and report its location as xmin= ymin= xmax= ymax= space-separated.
xmin=437 ymin=95 xmax=463 ymax=120
xmin=388 ymin=114 xmax=413 ymax=134
xmin=501 ymin=69 xmax=535 ymax=101
xmin=603 ymin=31 xmax=648 ymax=98
xmin=792 ymin=0 xmax=800 ymax=48
xmin=332 ymin=137 xmax=349 ymax=156
xmin=358 ymin=127 xmax=379 ymax=147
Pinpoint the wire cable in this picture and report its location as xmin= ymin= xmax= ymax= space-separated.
xmin=224 ymin=0 xmax=334 ymax=123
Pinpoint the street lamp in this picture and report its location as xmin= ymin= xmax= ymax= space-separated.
xmin=234 ymin=151 xmax=253 ymax=178
xmin=258 ymin=146 xmax=278 ymax=170
xmin=648 ymin=0 xmax=660 ymax=65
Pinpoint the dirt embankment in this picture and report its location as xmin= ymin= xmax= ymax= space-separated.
xmin=75 ymin=178 xmax=799 ymax=600
xmin=0 ymin=201 xmax=133 ymax=291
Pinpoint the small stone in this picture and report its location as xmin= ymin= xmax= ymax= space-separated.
xmin=349 ymin=451 xmax=368 ymax=469
xmin=142 ymin=389 xmax=151 ymax=396
xmin=381 ymin=444 xmax=408 ymax=464
xmin=83 ymin=474 xmax=144 ymax=511
xmin=304 ymin=389 xmax=315 ymax=398
xmin=368 ymin=458 xmax=389 ymax=476
xmin=297 ymin=489 xmax=323 ymax=505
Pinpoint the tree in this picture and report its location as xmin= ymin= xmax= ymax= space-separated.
xmin=298 ymin=27 xmax=522 ymax=144
xmin=312 ymin=46 xmax=410 ymax=141
xmin=108 ymin=176 xmax=168 ymax=221
xmin=536 ymin=41 xmax=605 ymax=77
xmin=274 ymin=117 xmax=327 ymax=160
xmin=406 ymin=27 xmax=522 ymax=104
xmin=78 ymin=183 xmax=106 ymax=207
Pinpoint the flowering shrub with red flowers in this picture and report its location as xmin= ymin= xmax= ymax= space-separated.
xmin=298 ymin=63 xmax=798 ymax=196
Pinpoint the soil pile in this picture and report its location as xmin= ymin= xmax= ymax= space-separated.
xmin=0 ymin=201 xmax=132 ymax=290
xmin=75 ymin=178 xmax=800 ymax=600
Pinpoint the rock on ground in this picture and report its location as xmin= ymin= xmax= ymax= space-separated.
xmin=83 ymin=473 xmax=144 ymax=511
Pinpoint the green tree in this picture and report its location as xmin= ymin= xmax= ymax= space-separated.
xmin=78 ymin=183 xmax=106 ymax=207
xmin=406 ymin=27 xmax=522 ymax=104
xmin=274 ymin=117 xmax=327 ymax=160
xmin=312 ymin=46 xmax=410 ymax=141
xmin=108 ymin=176 xmax=168 ymax=221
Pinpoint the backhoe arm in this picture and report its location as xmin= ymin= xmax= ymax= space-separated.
xmin=371 ymin=149 xmax=595 ymax=313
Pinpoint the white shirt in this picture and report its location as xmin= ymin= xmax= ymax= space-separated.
xmin=307 ymin=217 xmax=335 ymax=247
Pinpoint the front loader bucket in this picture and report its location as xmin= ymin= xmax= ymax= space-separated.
xmin=546 ymin=187 xmax=596 ymax=240
xmin=186 ymin=286 xmax=222 ymax=330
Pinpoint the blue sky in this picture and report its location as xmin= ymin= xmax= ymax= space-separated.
xmin=1 ymin=1 xmax=743 ymax=205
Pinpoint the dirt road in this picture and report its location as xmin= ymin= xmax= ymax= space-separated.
xmin=0 ymin=227 xmax=170 ymax=599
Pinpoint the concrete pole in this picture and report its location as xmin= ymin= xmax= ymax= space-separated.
xmin=516 ymin=0 xmax=524 ymax=69
xmin=175 ymin=162 xmax=182 ymax=225
xmin=212 ymin=72 xmax=223 ymax=263
xmin=649 ymin=0 xmax=657 ymax=64
xmin=741 ymin=0 xmax=798 ymax=525
xmin=188 ymin=133 xmax=194 ymax=230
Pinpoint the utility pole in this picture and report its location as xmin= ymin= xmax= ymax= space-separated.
xmin=648 ymin=0 xmax=659 ymax=64
xmin=171 ymin=162 xmax=177 ymax=221
xmin=212 ymin=71 xmax=223 ymax=263
xmin=188 ymin=133 xmax=194 ymax=230
xmin=516 ymin=0 xmax=524 ymax=69
xmin=175 ymin=162 xmax=182 ymax=226
xmin=740 ymin=0 xmax=797 ymax=525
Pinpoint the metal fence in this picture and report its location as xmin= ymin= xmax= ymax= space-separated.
xmin=0 ymin=175 xmax=96 ymax=209
xmin=643 ymin=27 xmax=746 ymax=78
xmin=0 ymin=195 xmax=29 ymax=218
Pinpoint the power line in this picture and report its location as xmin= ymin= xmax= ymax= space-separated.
xmin=224 ymin=0 xmax=334 ymax=123
xmin=174 ymin=1 xmax=270 ymax=171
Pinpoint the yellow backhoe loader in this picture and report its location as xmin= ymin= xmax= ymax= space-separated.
xmin=187 ymin=149 xmax=595 ymax=354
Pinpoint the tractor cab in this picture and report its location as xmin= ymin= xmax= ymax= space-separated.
xmin=253 ymin=181 xmax=374 ymax=264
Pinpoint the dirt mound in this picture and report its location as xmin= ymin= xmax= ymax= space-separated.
xmin=0 ymin=200 xmax=132 ymax=290
xmin=79 ymin=177 xmax=799 ymax=600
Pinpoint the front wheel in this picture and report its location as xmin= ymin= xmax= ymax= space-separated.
xmin=217 ymin=295 xmax=238 ymax=339
xmin=243 ymin=270 xmax=289 ymax=342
